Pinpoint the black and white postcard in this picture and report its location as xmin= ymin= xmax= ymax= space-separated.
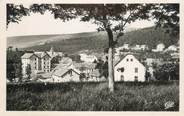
xmin=0 ymin=0 xmax=183 ymax=115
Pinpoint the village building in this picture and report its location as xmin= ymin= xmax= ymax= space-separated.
xmin=21 ymin=47 xmax=63 ymax=78
xmin=115 ymin=44 xmax=130 ymax=52
xmin=47 ymin=47 xmax=63 ymax=58
xmin=170 ymin=52 xmax=179 ymax=63
xmin=140 ymin=45 xmax=149 ymax=51
xmin=164 ymin=45 xmax=178 ymax=52
xmin=131 ymin=44 xmax=149 ymax=51
xmin=152 ymin=43 xmax=165 ymax=52
xmin=21 ymin=53 xmax=38 ymax=76
xmin=131 ymin=45 xmax=142 ymax=51
xmin=121 ymin=44 xmax=129 ymax=50
xmin=50 ymin=57 xmax=81 ymax=82
xmin=114 ymin=54 xmax=146 ymax=82
xmin=79 ymin=53 xmax=98 ymax=63
xmin=21 ymin=52 xmax=51 ymax=78
xmin=34 ymin=52 xmax=51 ymax=73
xmin=73 ymin=62 xmax=101 ymax=81
xmin=52 ymin=68 xmax=81 ymax=82
xmin=145 ymin=58 xmax=163 ymax=66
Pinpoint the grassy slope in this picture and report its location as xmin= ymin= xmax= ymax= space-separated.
xmin=7 ymin=81 xmax=179 ymax=111
xmin=7 ymin=27 xmax=179 ymax=54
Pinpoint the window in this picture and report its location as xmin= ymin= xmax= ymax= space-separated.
xmin=127 ymin=59 xmax=129 ymax=61
xmin=135 ymin=68 xmax=138 ymax=73
xmin=131 ymin=59 xmax=133 ymax=61
xmin=135 ymin=76 xmax=138 ymax=82
xmin=120 ymin=67 xmax=124 ymax=72
xmin=117 ymin=67 xmax=124 ymax=72
xmin=69 ymin=70 xmax=73 ymax=76
xmin=121 ymin=75 xmax=124 ymax=81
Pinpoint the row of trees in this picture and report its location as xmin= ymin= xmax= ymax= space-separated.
xmin=153 ymin=62 xmax=179 ymax=81
xmin=7 ymin=47 xmax=23 ymax=82
xmin=7 ymin=47 xmax=32 ymax=82
xmin=7 ymin=4 xmax=179 ymax=92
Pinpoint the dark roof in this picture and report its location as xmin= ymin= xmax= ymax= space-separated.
xmin=34 ymin=52 xmax=51 ymax=58
xmin=114 ymin=53 xmax=144 ymax=67
xmin=21 ymin=53 xmax=36 ymax=59
xmin=53 ymin=68 xmax=81 ymax=77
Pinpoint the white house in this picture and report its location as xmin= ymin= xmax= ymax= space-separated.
xmin=73 ymin=62 xmax=101 ymax=80
xmin=47 ymin=47 xmax=63 ymax=58
xmin=145 ymin=58 xmax=163 ymax=66
xmin=164 ymin=45 xmax=178 ymax=52
xmin=152 ymin=43 xmax=165 ymax=52
xmin=117 ymin=44 xmax=130 ymax=51
xmin=52 ymin=69 xmax=81 ymax=82
xmin=114 ymin=54 xmax=146 ymax=82
xmin=131 ymin=45 xmax=149 ymax=51
xmin=131 ymin=45 xmax=142 ymax=51
xmin=79 ymin=53 xmax=97 ymax=63
xmin=115 ymin=44 xmax=130 ymax=56
xmin=34 ymin=52 xmax=51 ymax=73
xmin=21 ymin=52 xmax=51 ymax=77
xmin=21 ymin=47 xmax=63 ymax=77
xmin=21 ymin=53 xmax=38 ymax=76
xmin=140 ymin=45 xmax=149 ymax=51
xmin=50 ymin=57 xmax=81 ymax=82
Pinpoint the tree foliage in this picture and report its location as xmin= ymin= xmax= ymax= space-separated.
xmin=6 ymin=4 xmax=29 ymax=26
xmin=50 ymin=55 xmax=62 ymax=69
xmin=154 ymin=62 xmax=179 ymax=81
xmin=7 ymin=47 xmax=24 ymax=82
xmin=26 ymin=64 xmax=32 ymax=80
xmin=151 ymin=4 xmax=179 ymax=36
xmin=6 ymin=4 xmax=179 ymax=91
xmin=95 ymin=58 xmax=108 ymax=78
xmin=7 ymin=3 xmax=179 ymax=36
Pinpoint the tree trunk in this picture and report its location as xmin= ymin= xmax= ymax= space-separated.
xmin=108 ymin=47 xmax=114 ymax=92
xmin=106 ymin=27 xmax=114 ymax=92
xmin=168 ymin=74 xmax=171 ymax=81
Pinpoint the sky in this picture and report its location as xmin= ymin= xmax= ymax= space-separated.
xmin=7 ymin=11 xmax=155 ymax=37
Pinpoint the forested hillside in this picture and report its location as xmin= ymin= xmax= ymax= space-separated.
xmin=7 ymin=27 xmax=179 ymax=54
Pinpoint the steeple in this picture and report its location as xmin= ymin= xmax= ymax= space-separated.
xmin=50 ymin=46 xmax=54 ymax=55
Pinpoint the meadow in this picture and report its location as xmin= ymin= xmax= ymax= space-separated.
xmin=7 ymin=81 xmax=179 ymax=111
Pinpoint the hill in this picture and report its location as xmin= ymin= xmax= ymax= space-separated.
xmin=7 ymin=27 xmax=179 ymax=54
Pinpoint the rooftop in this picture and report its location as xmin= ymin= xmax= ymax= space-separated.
xmin=21 ymin=53 xmax=34 ymax=59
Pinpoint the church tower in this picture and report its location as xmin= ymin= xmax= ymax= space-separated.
xmin=50 ymin=46 xmax=54 ymax=56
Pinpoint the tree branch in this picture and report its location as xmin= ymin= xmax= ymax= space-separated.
xmin=115 ymin=10 xmax=136 ymax=42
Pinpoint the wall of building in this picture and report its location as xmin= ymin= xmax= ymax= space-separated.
xmin=52 ymin=70 xmax=80 ymax=82
xmin=41 ymin=55 xmax=51 ymax=72
xmin=22 ymin=58 xmax=30 ymax=76
xmin=114 ymin=55 xmax=146 ymax=82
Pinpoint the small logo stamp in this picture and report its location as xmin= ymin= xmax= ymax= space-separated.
xmin=164 ymin=101 xmax=175 ymax=109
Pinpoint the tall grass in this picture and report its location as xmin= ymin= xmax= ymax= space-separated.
xmin=7 ymin=81 xmax=179 ymax=111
